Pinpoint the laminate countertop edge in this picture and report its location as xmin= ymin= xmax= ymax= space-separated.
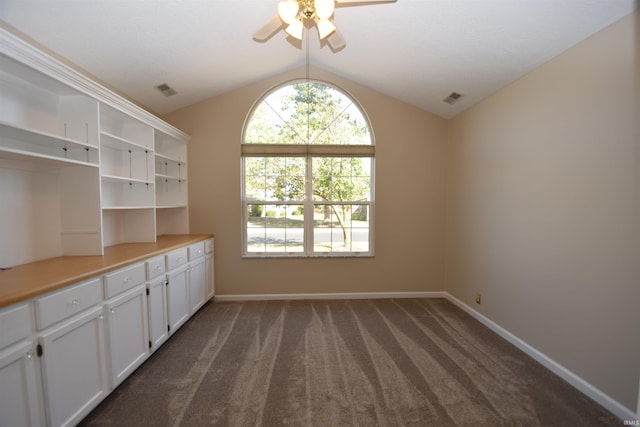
xmin=0 ymin=234 xmax=214 ymax=308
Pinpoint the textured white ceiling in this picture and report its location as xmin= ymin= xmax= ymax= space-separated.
xmin=0 ymin=0 xmax=636 ymax=118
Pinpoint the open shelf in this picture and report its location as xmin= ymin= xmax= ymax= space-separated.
xmin=102 ymin=208 xmax=156 ymax=247
xmin=0 ymin=121 xmax=99 ymax=166
xmin=101 ymin=179 xmax=155 ymax=208
xmin=99 ymin=104 xmax=153 ymax=149
xmin=1 ymin=31 xmax=190 ymax=265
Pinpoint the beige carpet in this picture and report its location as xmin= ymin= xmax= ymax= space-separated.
xmin=80 ymin=298 xmax=619 ymax=426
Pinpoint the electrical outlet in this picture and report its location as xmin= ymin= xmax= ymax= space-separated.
xmin=475 ymin=293 xmax=481 ymax=304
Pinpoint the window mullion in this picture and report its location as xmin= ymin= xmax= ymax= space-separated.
xmin=304 ymin=156 xmax=313 ymax=254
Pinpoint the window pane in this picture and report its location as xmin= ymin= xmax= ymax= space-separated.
xmin=310 ymin=102 xmax=371 ymax=145
xmin=267 ymin=158 xmax=305 ymax=201
xmin=247 ymin=204 xmax=304 ymax=253
xmin=312 ymin=157 xmax=371 ymax=202
xmin=313 ymin=204 xmax=370 ymax=253
xmin=245 ymin=157 xmax=305 ymax=201
xmin=244 ymin=158 xmax=266 ymax=200
xmin=244 ymin=82 xmax=372 ymax=146
xmin=244 ymin=103 xmax=284 ymax=144
xmin=247 ymin=204 xmax=266 ymax=252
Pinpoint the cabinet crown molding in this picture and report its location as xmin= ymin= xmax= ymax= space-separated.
xmin=0 ymin=27 xmax=189 ymax=143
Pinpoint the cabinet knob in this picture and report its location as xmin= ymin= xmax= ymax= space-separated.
xmin=110 ymin=308 xmax=116 ymax=314
xmin=99 ymin=314 xmax=104 ymax=320
xmin=154 ymin=265 xmax=162 ymax=271
xmin=26 ymin=352 xmax=33 ymax=359
xmin=71 ymin=298 xmax=80 ymax=306
xmin=123 ymin=277 xmax=132 ymax=283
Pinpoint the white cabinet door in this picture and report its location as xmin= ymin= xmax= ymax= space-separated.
xmin=38 ymin=306 xmax=108 ymax=427
xmin=204 ymin=238 xmax=214 ymax=300
xmin=0 ymin=341 xmax=43 ymax=427
xmin=105 ymin=285 xmax=149 ymax=388
xmin=188 ymin=257 xmax=206 ymax=314
xmin=147 ymin=276 xmax=169 ymax=352
xmin=166 ymin=265 xmax=189 ymax=335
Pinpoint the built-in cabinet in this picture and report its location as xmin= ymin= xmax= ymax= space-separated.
xmin=0 ymin=28 xmax=214 ymax=427
xmin=0 ymin=27 xmax=190 ymax=269
xmin=0 ymin=237 xmax=214 ymax=427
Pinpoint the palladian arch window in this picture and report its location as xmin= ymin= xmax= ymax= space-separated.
xmin=242 ymin=80 xmax=374 ymax=257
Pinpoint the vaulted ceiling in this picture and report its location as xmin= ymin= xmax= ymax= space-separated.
xmin=0 ymin=0 xmax=636 ymax=118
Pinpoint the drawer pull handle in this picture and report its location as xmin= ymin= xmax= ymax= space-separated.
xmin=154 ymin=265 xmax=162 ymax=271
xmin=123 ymin=277 xmax=132 ymax=283
xmin=177 ymin=257 xmax=184 ymax=262
xmin=71 ymin=298 xmax=80 ymax=306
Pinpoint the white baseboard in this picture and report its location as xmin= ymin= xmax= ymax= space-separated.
xmin=214 ymin=291 xmax=446 ymax=302
xmin=444 ymin=292 xmax=636 ymax=421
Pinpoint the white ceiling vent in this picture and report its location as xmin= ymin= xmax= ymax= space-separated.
xmin=443 ymin=92 xmax=463 ymax=105
xmin=155 ymin=83 xmax=177 ymax=97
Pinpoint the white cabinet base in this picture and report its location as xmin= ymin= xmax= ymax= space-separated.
xmin=38 ymin=306 xmax=108 ymax=427
xmin=105 ymin=285 xmax=149 ymax=388
xmin=188 ymin=257 xmax=206 ymax=315
xmin=166 ymin=265 xmax=189 ymax=334
xmin=147 ymin=277 xmax=169 ymax=352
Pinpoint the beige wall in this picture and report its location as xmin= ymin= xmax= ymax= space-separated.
xmin=446 ymin=11 xmax=640 ymax=411
xmin=163 ymin=66 xmax=447 ymax=296
xmin=164 ymin=10 xmax=638 ymax=413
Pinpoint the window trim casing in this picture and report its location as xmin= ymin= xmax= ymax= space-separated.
xmin=241 ymin=79 xmax=375 ymax=258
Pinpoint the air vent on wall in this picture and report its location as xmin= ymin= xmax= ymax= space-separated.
xmin=443 ymin=92 xmax=463 ymax=104
xmin=155 ymin=83 xmax=177 ymax=97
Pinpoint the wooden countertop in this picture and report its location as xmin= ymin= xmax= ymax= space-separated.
xmin=0 ymin=234 xmax=213 ymax=308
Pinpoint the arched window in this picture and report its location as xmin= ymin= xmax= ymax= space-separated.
xmin=242 ymin=80 xmax=374 ymax=257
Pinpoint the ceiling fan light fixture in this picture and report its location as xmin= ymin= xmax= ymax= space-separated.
xmin=278 ymin=0 xmax=300 ymax=25
xmin=285 ymin=19 xmax=304 ymax=40
xmin=314 ymin=0 xmax=335 ymax=20
xmin=316 ymin=18 xmax=336 ymax=39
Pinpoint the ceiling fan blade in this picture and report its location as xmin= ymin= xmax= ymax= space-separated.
xmin=335 ymin=0 xmax=396 ymax=6
xmin=327 ymin=30 xmax=346 ymax=51
xmin=253 ymin=15 xmax=284 ymax=42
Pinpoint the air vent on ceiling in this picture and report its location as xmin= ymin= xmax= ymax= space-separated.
xmin=443 ymin=92 xmax=463 ymax=105
xmin=155 ymin=83 xmax=177 ymax=97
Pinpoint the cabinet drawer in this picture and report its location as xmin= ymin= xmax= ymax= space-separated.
xmin=0 ymin=303 xmax=31 ymax=349
xmin=145 ymin=255 xmax=166 ymax=280
xmin=187 ymin=241 xmax=205 ymax=260
xmin=165 ymin=247 xmax=188 ymax=271
xmin=205 ymin=238 xmax=214 ymax=254
xmin=35 ymin=278 xmax=102 ymax=329
xmin=104 ymin=263 xmax=146 ymax=299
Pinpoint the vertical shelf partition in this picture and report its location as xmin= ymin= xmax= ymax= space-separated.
xmin=155 ymin=130 xmax=189 ymax=235
xmin=99 ymin=104 xmax=157 ymax=246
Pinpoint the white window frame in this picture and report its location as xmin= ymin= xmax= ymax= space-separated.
xmin=241 ymin=80 xmax=375 ymax=258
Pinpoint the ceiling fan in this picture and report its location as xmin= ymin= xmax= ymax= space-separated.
xmin=253 ymin=0 xmax=397 ymax=51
